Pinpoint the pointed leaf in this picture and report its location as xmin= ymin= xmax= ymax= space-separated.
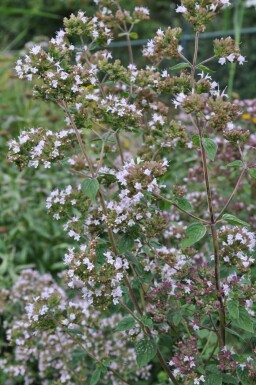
xmin=170 ymin=62 xmax=190 ymax=71
xmin=192 ymin=134 xmax=200 ymax=146
xmin=205 ymin=373 xmax=222 ymax=385
xmin=172 ymin=313 xmax=182 ymax=326
xmin=222 ymin=214 xmax=249 ymax=228
xmin=235 ymin=308 xmax=254 ymax=333
xmin=174 ymin=197 xmax=192 ymax=211
xmin=227 ymin=300 xmax=239 ymax=320
xmin=222 ymin=374 xmax=238 ymax=385
xmin=202 ymin=138 xmax=218 ymax=161
xmin=89 ymin=367 xmax=102 ymax=385
xmin=135 ymin=339 xmax=157 ymax=367
xmin=249 ymin=168 xmax=256 ymax=179
xmin=197 ymin=65 xmax=215 ymax=74
xmin=140 ymin=316 xmax=153 ymax=329
xmin=226 ymin=160 xmax=243 ymax=168
xmin=181 ymin=222 xmax=207 ymax=248
xmin=115 ymin=316 xmax=135 ymax=332
xmin=81 ymin=178 xmax=99 ymax=201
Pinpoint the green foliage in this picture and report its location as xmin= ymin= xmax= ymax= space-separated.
xmin=81 ymin=178 xmax=100 ymax=201
xmin=135 ymin=339 xmax=157 ymax=368
xmin=222 ymin=213 xmax=249 ymax=227
xmin=181 ymin=222 xmax=207 ymax=249
xmin=202 ymin=138 xmax=218 ymax=161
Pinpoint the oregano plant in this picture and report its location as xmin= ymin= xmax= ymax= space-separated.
xmin=2 ymin=1 xmax=256 ymax=384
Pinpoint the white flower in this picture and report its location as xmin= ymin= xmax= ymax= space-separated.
xmin=227 ymin=53 xmax=235 ymax=63
xmin=30 ymin=45 xmax=41 ymax=55
xmin=176 ymin=5 xmax=188 ymax=13
xmin=237 ymin=55 xmax=246 ymax=65
xmin=218 ymin=57 xmax=226 ymax=65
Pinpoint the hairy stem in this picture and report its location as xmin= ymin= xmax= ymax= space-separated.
xmin=198 ymin=124 xmax=226 ymax=348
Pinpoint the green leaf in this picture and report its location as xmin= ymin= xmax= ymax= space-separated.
xmin=140 ymin=316 xmax=153 ymax=329
xmin=249 ymin=168 xmax=256 ymax=179
xmin=89 ymin=367 xmax=102 ymax=385
xmin=196 ymin=65 xmax=215 ymax=74
xmin=235 ymin=308 xmax=254 ymax=333
xmin=227 ymin=300 xmax=239 ymax=320
xmin=115 ymin=316 xmax=135 ymax=332
xmin=181 ymin=222 xmax=207 ymax=248
xmin=222 ymin=374 xmax=238 ymax=385
xmin=236 ymin=366 xmax=253 ymax=385
xmin=129 ymin=32 xmax=138 ymax=39
xmin=226 ymin=160 xmax=243 ymax=168
xmin=226 ymin=327 xmax=246 ymax=341
xmin=174 ymin=197 xmax=192 ymax=211
xmin=205 ymin=373 xmax=222 ymax=385
xmin=118 ymin=235 xmax=135 ymax=253
xmin=192 ymin=134 xmax=200 ymax=146
xmin=222 ymin=214 xmax=249 ymax=228
xmin=170 ymin=62 xmax=190 ymax=71
xmin=202 ymin=138 xmax=218 ymax=161
xmin=135 ymin=339 xmax=157 ymax=367
xmin=172 ymin=313 xmax=182 ymax=326
xmin=81 ymin=178 xmax=99 ymax=201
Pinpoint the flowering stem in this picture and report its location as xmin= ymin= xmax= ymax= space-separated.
xmin=115 ymin=132 xmax=125 ymax=165
xmin=154 ymin=192 xmax=209 ymax=225
xmin=198 ymin=123 xmax=226 ymax=348
xmin=191 ymin=32 xmax=199 ymax=83
xmin=216 ymin=166 xmax=247 ymax=222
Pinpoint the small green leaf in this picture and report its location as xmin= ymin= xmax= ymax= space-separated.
xmin=118 ymin=235 xmax=135 ymax=253
xmin=181 ymin=222 xmax=207 ymax=249
xmin=115 ymin=316 xmax=136 ymax=332
xmin=170 ymin=62 xmax=190 ymax=71
xmin=135 ymin=339 xmax=157 ymax=367
xmin=205 ymin=373 xmax=222 ymax=385
xmin=235 ymin=308 xmax=254 ymax=333
xmin=129 ymin=32 xmax=138 ymax=39
xmin=172 ymin=313 xmax=182 ymax=326
xmin=140 ymin=316 xmax=153 ymax=329
xmin=89 ymin=367 xmax=102 ymax=385
xmin=174 ymin=197 xmax=192 ymax=211
xmin=197 ymin=65 xmax=215 ymax=74
xmin=222 ymin=214 xmax=249 ymax=228
xmin=222 ymin=374 xmax=238 ymax=385
xmin=227 ymin=300 xmax=239 ymax=320
xmin=226 ymin=160 xmax=243 ymax=168
xmin=81 ymin=178 xmax=99 ymax=201
xmin=192 ymin=134 xmax=200 ymax=146
xmin=202 ymin=138 xmax=218 ymax=161
xmin=249 ymin=168 xmax=256 ymax=179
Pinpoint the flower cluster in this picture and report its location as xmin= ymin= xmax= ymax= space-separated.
xmin=8 ymin=127 xmax=76 ymax=169
xmin=219 ymin=226 xmax=255 ymax=271
xmin=168 ymin=337 xmax=205 ymax=384
xmin=0 ymin=269 xmax=151 ymax=385
xmin=214 ymin=36 xmax=246 ymax=65
xmin=64 ymin=11 xmax=113 ymax=45
xmin=64 ymin=246 xmax=129 ymax=306
xmin=143 ymin=27 xmax=182 ymax=62
xmin=176 ymin=0 xmax=230 ymax=32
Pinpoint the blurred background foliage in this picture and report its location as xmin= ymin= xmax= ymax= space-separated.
xmin=0 ymin=0 xmax=256 ymax=287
